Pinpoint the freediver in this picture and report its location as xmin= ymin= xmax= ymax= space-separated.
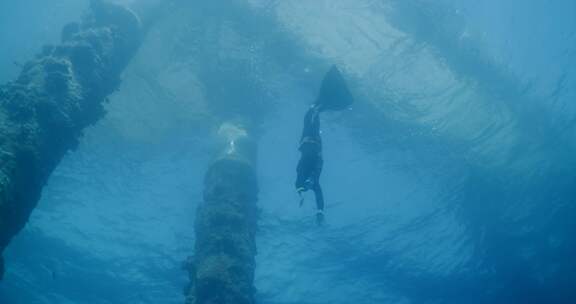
xmin=296 ymin=102 xmax=325 ymax=223
xmin=295 ymin=65 xmax=353 ymax=225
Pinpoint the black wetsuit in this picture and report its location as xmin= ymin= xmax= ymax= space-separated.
xmin=295 ymin=105 xmax=325 ymax=212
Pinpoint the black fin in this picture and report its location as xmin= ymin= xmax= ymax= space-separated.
xmin=314 ymin=65 xmax=354 ymax=111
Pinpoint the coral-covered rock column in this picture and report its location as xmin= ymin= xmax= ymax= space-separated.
xmin=0 ymin=0 xmax=141 ymax=280
xmin=186 ymin=122 xmax=258 ymax=304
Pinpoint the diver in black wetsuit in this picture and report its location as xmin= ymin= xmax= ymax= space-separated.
xmin=296 ymin=103 xmax=325 ymax=224
xmin=295 ymin=65 xmax=354 ymax=225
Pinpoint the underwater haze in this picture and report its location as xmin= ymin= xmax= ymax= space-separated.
xmin=1 ymin=0 xmax=575 ymax=303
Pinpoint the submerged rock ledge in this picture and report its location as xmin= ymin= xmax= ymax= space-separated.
xmin=0 ymin=0 xmax=141 ymax=280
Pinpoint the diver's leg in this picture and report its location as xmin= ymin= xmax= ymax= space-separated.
xmin=301 ymin=106 xmax=321 ymax=140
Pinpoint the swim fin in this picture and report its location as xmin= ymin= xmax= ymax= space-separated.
xmin=314 ymin=65 xmax=354 ymax=111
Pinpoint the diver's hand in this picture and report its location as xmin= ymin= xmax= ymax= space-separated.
xmin=316 ymin=210 xmax=324 ymax=226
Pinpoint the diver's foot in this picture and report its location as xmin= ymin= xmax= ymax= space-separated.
xmin=316 ymin=210 xmax=324 ymax=226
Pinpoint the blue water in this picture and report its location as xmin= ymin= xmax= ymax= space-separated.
xmin=1 ymin=0 xmax=575 ymax=303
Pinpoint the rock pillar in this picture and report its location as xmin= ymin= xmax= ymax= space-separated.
xmin=0 ymin=0 xmax=141 ymax=279
xmin=186 ymin=122 xmax=258 ymax=304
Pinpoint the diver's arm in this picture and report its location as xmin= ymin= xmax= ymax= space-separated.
xmin=313 ymin=183 xmax=325 ymax=225
xmin=313 ymin=183 xmax=324 ymax=211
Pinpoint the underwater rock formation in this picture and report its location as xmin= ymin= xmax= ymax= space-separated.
xmin=186 ymin=122 xmax=258 ymax=304
xmin=0 ymin=0 xmax=141 ymax=279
